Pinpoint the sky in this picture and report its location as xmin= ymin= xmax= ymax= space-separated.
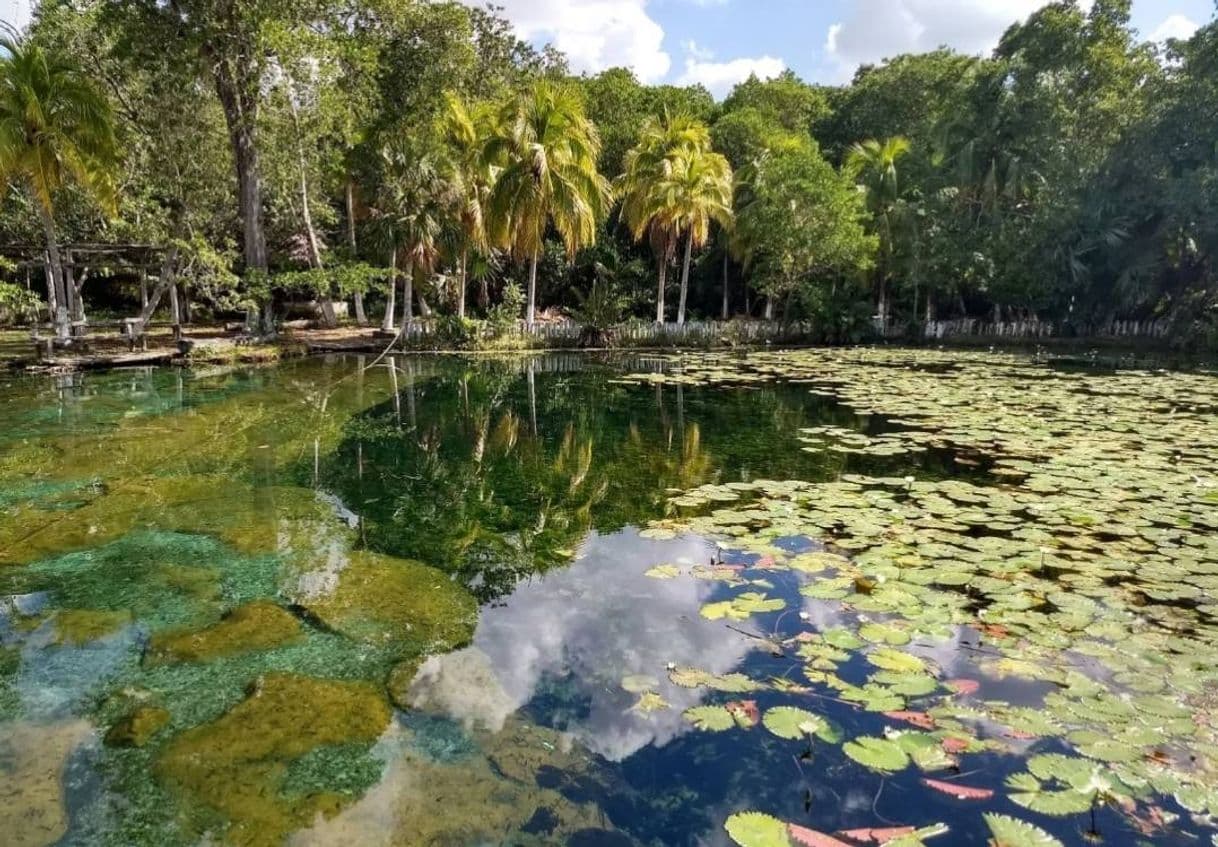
xmin=1 ymin=0 xmax=1213 ymax=97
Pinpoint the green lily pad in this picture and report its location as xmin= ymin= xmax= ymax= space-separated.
xmin=724 ymin=811 xmax=789 ymax=847
xmin=843 ymin=736 xmax=910 ymax=773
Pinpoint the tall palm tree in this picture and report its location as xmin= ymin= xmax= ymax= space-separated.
xmin=0 ymin=35 xmax=117 ymax=341
xmin=485 ymin=81 xmax=612 ymax=329
xmin=441 ymin=93 xmax=493 ymax=320
xmin=650 ymin=145 xmax=733 ymax=325
xmin=373 ymin=142 xmax=451 ymax=332
xmin=617 ymin=112 xmax=712 ymax=324
xmin=845 ymin=136 xmax=911 ymax=327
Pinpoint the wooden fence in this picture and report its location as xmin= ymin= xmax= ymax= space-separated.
xmin=395 ymin=319 xmax=817 ymax=348
xmin=917 ymin=318 xmax=1174 ymax=342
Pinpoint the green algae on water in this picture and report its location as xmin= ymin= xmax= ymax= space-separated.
xmin=146 ymin=601 xmax=302 ymax=665
xmin=155 ymin=672 xmax=392 ymax=846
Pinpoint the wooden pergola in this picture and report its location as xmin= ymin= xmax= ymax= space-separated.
xmin=1 ymin=242 xmax=179 ymax=352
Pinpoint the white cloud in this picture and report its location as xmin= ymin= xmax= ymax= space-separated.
xmin=822 ymin=0 xmax=1070 ymax=81
xmin=0 ymin=0 xmax=32 ymax=32
xmin=471 ymin=0 xmax=671 ymax=83
xmin=1149 ymin=13 xmax=1198 ymax=42
xmin=406 ymin=527 xmax=762 ymax=763
xmin=682 ymin=39 xmax=715 ymax=62
xmin=676 ymin=50 xmax=787 ymax=99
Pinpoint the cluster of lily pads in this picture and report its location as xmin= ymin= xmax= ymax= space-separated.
xmin=620 ymin=349 xmax=1218 ymax=846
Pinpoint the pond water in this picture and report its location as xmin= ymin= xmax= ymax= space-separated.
xmin=1 ymin=349 xmax=1217 ymax=847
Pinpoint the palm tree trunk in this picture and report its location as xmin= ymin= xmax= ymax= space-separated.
xmin=877 ymin=275 xmax=888 ymax=329
xmin=289 ymin=92 xmax=335 ymax=329
xmin=347 ymin=180 xmax=367 ymax=326
xmin=526 ymin=253 xmax=538 ymax=329
xmin=169 ymin=282 xmax=181 ymax=334
xmin=677 ymin=233 xmax=693 ymax=326
xmin=655 ymin=259 xmax=667 ymax=325
xmin=43 ymin=252 xmax=57 ymax=326
xmin=402 ymin=257 xmax=414 ymax=327
xmin=721 ymin=253 xmax=729 ymax=320
xmin=457 ymin=248 xmax=468 ymax=320
xmin=37 ymin=206 xmax=70 ymax=341
xmin=382 ymin=250 xmax=397 ymax=332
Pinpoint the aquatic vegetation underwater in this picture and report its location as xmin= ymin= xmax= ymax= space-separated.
xmin=0 ymin=349 xmax=1216 ymax=846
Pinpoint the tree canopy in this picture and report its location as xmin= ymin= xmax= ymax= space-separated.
xmin=0 ymin=0 xmax=1214 ymax=342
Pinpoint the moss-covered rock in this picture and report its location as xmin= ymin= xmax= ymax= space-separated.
xmin=146 ymin=601 xmax=302 ymax=665
xmin=290 ymin=719 xmax=607 ymax=847
xmin=105 ymin=706 xmax=172 ymax=748
xmin=293 ymin=551 xmax=477 ymax=653
xmin=155 ymin=672 xmax=392 ymax=846
xmin=0 ymin=720 xmax=91 ymax=847
xmin=51 ymin=608 xmax=132 ymax=645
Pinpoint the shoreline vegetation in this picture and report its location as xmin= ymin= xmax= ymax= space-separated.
xmin=0 ymin=2 xmax=1215 ymax=356
xmin=5 ymin=322 xmax=1214 ymax=375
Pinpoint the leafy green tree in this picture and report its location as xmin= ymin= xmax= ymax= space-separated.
xmin=845 ymin=137 xmax=912 ymax=326
xmin=736 ymin=146 xmax=876 ymax=317
xmin=580 ymin=68 xmax=714 ymax=178
xmin=721 ymin=70 xmax=830 ymax=136
xmin=0 ymin=35 xmax=117 ymax=340
xmin=441 ymin=93 xmax=493 ymax=320
xmin=617 ymin=113 xmax=711 ymax=322
xmin=485 ymin=81 xmax=612 ymax=328
xmin=370 ymin=139 xmax=453 ymax=331
xmin=649 ymin=143 xmax=734 ymax=325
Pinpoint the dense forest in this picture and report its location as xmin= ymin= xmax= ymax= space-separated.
xmin=0 ymin=0 xmax=1215 ymax=345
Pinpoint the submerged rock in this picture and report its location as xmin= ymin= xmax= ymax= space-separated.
xmin=104 ymin=705 xmax=171 ymax=748
xmin=0 ymin=720 xmax=92 ymax=847
xmin=146 ymin=601 xmax=303 ymax=665
xmin=52 ymin=608 xmax=132 ymax=645
xmin=293 ymin=551 xmax=476 ymax=653
xmin=156 ymin=672 xmax=392 ymax=846
xmin=393 ymin=646 xmax=517 ymax=731
xmin=287 ymin=720 xmax=609 ymax=847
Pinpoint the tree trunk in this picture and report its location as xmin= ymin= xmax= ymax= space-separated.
xmin=457 ymin=248 xmax=467 ymax=320
xmin=288 ymin=88 xmax=335 ymax=328
xmin=37 ymin=205 xmax=70 ymax=341
xmin=479 ymin=273 xmax=489 ymax=311
xmin=134 ymin=245 xmax=180 ymax=332
xmin=655 ymin=258 xmax=667 ymax=324
xmin=721 ymin=253 xmax=729 ymax=320
xmin=525 ymin=254 xmax=538 ymax=329
xmin=64 ymin=250 xmax=85 ymax=336
xmin=210 ymin=53 xmax=269 ymax=331
xmin=416 ymin=289 xmax=432 ymax=319
xmin=140 ymin=270 xmax=149 ymax=309
xmin=764 ymin=296 xmax=774 ymax=321
xmin=677 ymin=233 xmax=694 ymax=326
xmin=347 ymin=180 xmax=367 ymax=325
xmin=43 ymin=252 xmax=57 ymax=325
xmin=402 ymin=258 xmax=415 ymax=325
xmin=169 ymin=282 xmax=181 ymax=331
xmin=877 ymin=275 xmax=888 ymax=329
xmin=382 ymin=250 xmax=397 ymax=332
xmin=72 ymin=266 xmax=90 ymax=334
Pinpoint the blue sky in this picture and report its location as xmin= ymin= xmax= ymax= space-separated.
xmin=2 ymin=0 xmax=1213 ymax=96
xmin=480 ymin=0 xmax=1215 ymax=95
